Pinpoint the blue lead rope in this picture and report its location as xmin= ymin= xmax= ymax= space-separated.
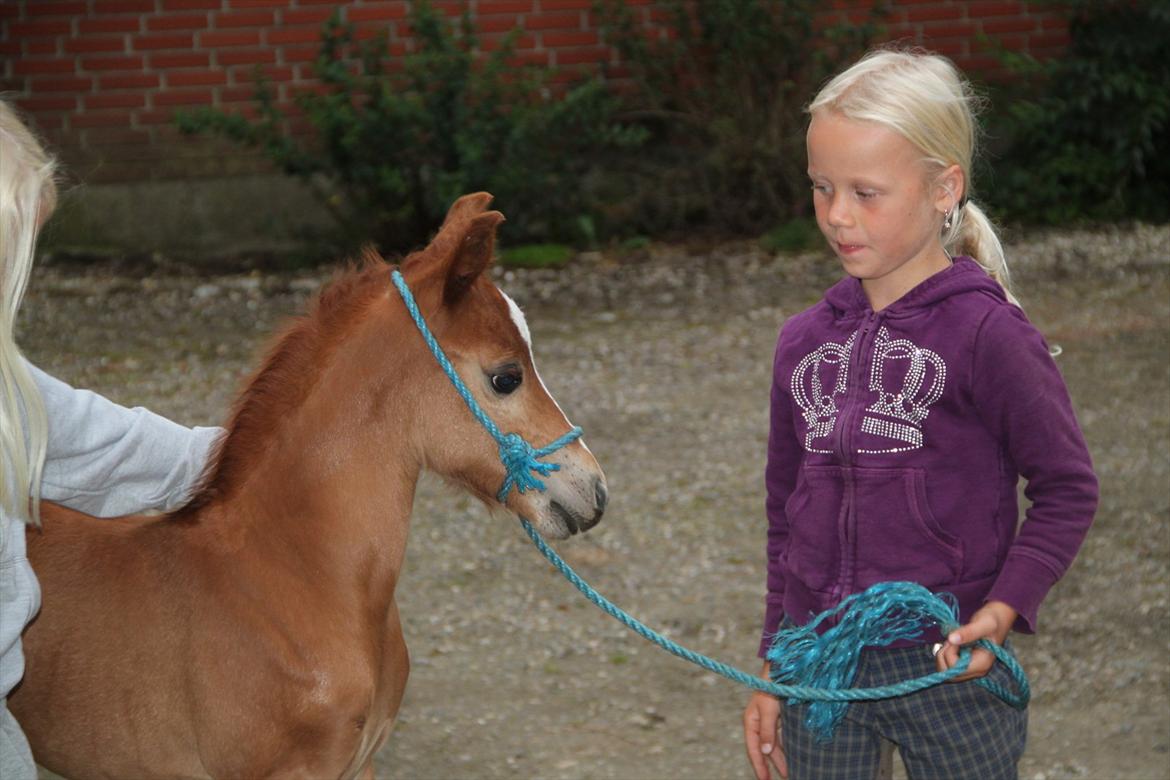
xmin=521 ymin=519 xmax=1029 ymax=739
xmin=391 ymin=269 xmax=1029 ymax=741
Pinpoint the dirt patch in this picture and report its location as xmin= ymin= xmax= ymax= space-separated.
xmin=24 ymin=224 xmax=1169 ymax=780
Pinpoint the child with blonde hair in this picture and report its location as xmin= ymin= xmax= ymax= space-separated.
xmin=0 ymin=100 xmax=221 ymax=779
xmin=741 ymin=49 xmax=1098 ymax=779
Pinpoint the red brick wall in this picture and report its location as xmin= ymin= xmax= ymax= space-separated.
xmin=1 ymin=1 xmax=1070 ymax=184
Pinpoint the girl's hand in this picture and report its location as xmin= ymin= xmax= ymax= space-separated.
xmin=935 ymin=600 xmax=1017 ymax=682
xmin=743 ymin=663 xmax=787 ymax=780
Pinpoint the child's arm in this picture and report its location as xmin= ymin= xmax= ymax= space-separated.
xmin=745 ymin=337 xmax=802 ymax=780
xmin=32 ymin=362 xmax=222 ymax=516
xmin=970 ymin=305 xmax=1099 ymax=632
xmin=759 ymin=340 xmax=803 ymax=657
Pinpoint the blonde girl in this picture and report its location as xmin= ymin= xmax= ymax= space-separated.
xmin=741 ymin=49 xmax=1097 ymax=779
xmin=0 ymin=100 xmax=221 ymax=779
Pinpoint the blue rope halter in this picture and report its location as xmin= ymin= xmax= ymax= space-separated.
xmin=390 ymin=268 xmax=1029 ymax=741
xmin=391 ymin=270 xmax=582 ymax=504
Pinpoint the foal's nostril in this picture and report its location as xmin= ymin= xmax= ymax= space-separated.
xmin=594 ymin=479 xmax=608 ymax=515
xmin=575 ymin=477 xmax=606 ymax=532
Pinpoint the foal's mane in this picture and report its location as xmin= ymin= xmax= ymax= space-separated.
xmin=172 ymin=256 xmax=393 ymax=519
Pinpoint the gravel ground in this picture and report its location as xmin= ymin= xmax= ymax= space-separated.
xmin=23 ymin=223 xmax=1169 ymax=780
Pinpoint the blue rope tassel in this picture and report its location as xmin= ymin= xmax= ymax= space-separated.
xmin=765 ymin=581 xmax=1031 ymax=739
xmin=391 ymin=268 xmax=1029 ymax=743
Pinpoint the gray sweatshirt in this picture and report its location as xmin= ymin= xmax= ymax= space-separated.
xmin=0 ymin=363 xmax=220 ymax=777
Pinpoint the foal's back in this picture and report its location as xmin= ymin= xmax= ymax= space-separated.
xmin=16 ymin=503 xmax=393 ymax=779
xmin=16 ymin=503 xmax=206 ymax=776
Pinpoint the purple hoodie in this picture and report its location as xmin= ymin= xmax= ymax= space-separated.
xmin=759 ymin=257 xmax=1098 ymax=655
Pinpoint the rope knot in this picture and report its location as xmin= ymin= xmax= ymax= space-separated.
xmin=497 ymin=432 xmax=560 ymax=502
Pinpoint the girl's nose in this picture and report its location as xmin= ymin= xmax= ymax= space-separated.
xmin=826 ymin=194 xmax=852 ymax=227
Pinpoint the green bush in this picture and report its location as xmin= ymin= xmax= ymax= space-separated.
xmin=593 ymin=0 xmax=885 ymax=236
xmin=984 ymin=1 xmax=1170 ymax=224
xmin=499 ymin=243 xmax=574 ymax=269
xmin=177 ymin=2 xmax=645 ymax=255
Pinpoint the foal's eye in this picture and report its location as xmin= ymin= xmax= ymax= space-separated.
xmin=491 ymin=371 xmax=523 ymax=395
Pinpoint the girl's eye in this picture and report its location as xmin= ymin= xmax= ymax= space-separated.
xmin=810 ymin=183 xmax=831 ymax=195
xmin=491 ymin=372 xmax=523 ymax=395
xmin=856 ymin=189 xmax=878 ymax=200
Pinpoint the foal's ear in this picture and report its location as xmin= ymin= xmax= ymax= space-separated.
xmin=441 ymin=192 xmax=494 ymax=230
xmin=444 ymin=210 xmax=505 ymax=304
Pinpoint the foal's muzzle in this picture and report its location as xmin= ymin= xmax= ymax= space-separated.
xmin=550 ymin=477 xmax=607 ymax=536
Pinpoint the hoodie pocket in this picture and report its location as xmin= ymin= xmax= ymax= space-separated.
xmin=853 ymin=467 xmax=963 ymax=589
xmin=783 ymin=466 xmax=846 ymax=595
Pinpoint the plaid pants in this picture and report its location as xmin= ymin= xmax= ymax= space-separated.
xmin=779 ymin=643 xmax=1028 ymax=780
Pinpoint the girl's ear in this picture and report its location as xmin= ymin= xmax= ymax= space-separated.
xmin=935 ymin=164 xmax=966 ymax=214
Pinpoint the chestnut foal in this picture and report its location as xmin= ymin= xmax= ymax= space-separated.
xmin=11 ymin=193 xmax=606 ymax=779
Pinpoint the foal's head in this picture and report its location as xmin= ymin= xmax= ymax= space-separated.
xmin=389 ymin=193 xmax=606 ymax=539
xmin=182 ymin=194 xmax=604 ymax=541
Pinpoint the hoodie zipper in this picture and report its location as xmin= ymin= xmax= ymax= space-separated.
xmin=833 ymin=310 xmax=880 ymax=466
xmin=829 ymin=310 xmax=880 ymax=603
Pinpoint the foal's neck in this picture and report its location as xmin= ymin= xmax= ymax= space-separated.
xmin=196 ymin=324 xmax=424 ymax=614
xmin=230 ymin=386 xmax=421 ymax=596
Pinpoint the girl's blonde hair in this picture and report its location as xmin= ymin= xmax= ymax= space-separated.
xmin=0 ymin=99 xmax=53 ymax=525
xmin=808 ymin=48 xmax=1015 ymax=301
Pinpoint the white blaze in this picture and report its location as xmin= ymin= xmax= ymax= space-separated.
xmin=500 ymin=291 xmax=586 ymax=451
xmin=502 ymin=291 xmax=532 ymax=347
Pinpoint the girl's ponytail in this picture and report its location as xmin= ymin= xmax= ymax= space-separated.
xmin=948 ymin=199 xmax=1017 ymax=304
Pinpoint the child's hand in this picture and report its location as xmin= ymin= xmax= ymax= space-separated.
xmin=743 ymin=663 xmax=787 ymax=779
xmin=935 ymin=600 xmax=1018 ymax=682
